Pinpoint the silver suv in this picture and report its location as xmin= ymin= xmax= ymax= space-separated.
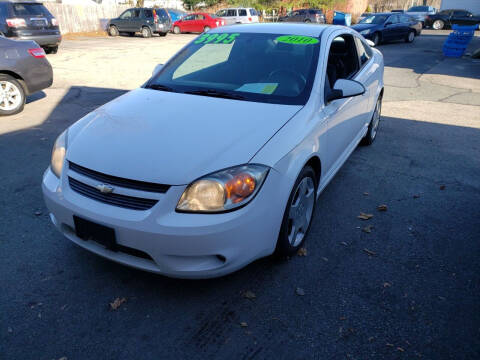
xmin=215 ymin=8 xmax=259 ymax=25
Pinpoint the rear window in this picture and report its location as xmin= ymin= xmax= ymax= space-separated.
xmin=239 ymin=9 xmax=247 ymax=16
xmin=144 ymin=9 xmax=153 ymax=18
xmin=12 ymin=3 xmax=51 ymax=17
xmin=157 ymin=9 xmax=169 ymax=19
xmin=227 ymin=9 xmax=236 ymax=16
xmin=249 ymin=9 xmax=257 ymax=16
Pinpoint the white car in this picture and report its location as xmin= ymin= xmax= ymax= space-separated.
xmin=215 ymin=8 xmax=259 ymax=25
xmin=42 ymin=24 xmax=384 ymax=279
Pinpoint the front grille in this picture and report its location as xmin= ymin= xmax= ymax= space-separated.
xmin=69 ymin=162 xmax=170 ymax=193
xmin=69 ymin=177 xmax=158 ymax=210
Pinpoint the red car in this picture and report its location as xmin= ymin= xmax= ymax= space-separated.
xmin=173 ymin=13 xmax=225 ymax=34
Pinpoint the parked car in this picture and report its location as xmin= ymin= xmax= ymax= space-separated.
xmin=352 ymin=13 xmax=422 ymax=46
xmin=0 ymin=37 xmax=52 ymax=115
xmin=43 ymin=24 xmax=384 ymax=279
xmin=278 ymin=8 xmax=326 ymax=23
xmin=425 ymin=9 xmax=480 ymax=30
xmin=0 ymin=0 xmax=61 ymax=54
xmin=173 ymin=13 xmax=224 ymax=34
xmin=166 ymin=8 xmax=187 ymax=23
xmin=405 ymin=5 xmax=437 ymax=26
xmin=215 ymin=8 xmax=259 ymax=25
xmin=107 ymin=7 xmax=171 ymax=38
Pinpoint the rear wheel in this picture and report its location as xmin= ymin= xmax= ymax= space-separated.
xmin=159 ymin=32 xmax=167 ymax=37
xmin=304 ymin=19 xmax=311 ymax=23
xmin=173 ymin=26 xmax=181 ymax=34
xmin=203 ymin=26 xmax=211 ymax=32
xmin=0 ymin=75 xmax=25 ymax=116
xmin=141 ymin=26 xmax=152 ymax=38
xmin=45 ymin=46 xmax=58 ymax=54
xmin=432 ymin=19 xmax=444 ymax=30
xmin=275 ymin=166 xmax=317 ymax=257
xmin=405 ymin=30 xmax=415 ymax=43
xmin=108 ymin=25 xmax=119 ymax=37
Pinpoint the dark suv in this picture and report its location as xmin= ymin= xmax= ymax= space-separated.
xmin=0 ymin=0 xmax=61 ymax=54
xmin=278 ymin=8 xmax=326 ymax=24
xmin=108 ymin=8 xmax=171 ymax=38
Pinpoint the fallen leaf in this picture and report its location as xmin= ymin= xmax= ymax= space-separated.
xmin=295 ymin=287 xmax=305 ymax=296
xmin=383 ymin=282 xmax=392 ymax=288
xmin=413 ymin=194 xmax=420 ymax=199
xmin=363 ymin=192 xmax=369 ymax=196
xmin=363 ymin=248 xmax=377 ymax=256
xmin=377 ymin=204 xmax=388 ymax=212
xmin=242 ymin=291 xmax=256 ymax=300
xmin=357 ymin=212 xmax=374 ymax=220
xmin=397 ymin=347 xmax=405 ymax=352
xmin=240 ymin=322 xmax=248 ymax=327
xmin=34 ymin=211 xmax=42 ymax=216
xmin=109 ymin=297 xmax=126 ymax=310
xmin=322 ymin=257 xmax=328 ymax=262
xmin=297 ymin=248 xmax=307 ymax=256
xmin=340 ymin=241 xmax=348 ymax=247
xmin=362 ymin=225 xmax=374 ymax=233
xmin=439 ymin=185 xmax=446 ymax=190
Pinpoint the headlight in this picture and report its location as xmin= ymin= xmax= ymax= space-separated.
xmin=360 ymin=29 xmax=371 ymax=35
xmin=51 ymin=130 xmax=67 ymax=178
xmin=176 ymin=164 xmax=269 ymax=213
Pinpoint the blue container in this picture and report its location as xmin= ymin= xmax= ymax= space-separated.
xmin=333 ymin=11 xmax=352 ymax=26
xmin=442 ymin=25 xmax=476 ymax=57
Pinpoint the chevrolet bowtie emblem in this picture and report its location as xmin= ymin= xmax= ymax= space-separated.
xmin=95 ymin=184 xmax=114 ymax=194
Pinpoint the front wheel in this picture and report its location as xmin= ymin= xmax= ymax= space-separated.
xmin=203 ymin=26 xmax=211 ymax=32
xmin=0 ymin=75 xmax=26 ymax=116
xmin=405 ymin=30 xmax=415 ymax=43
xmin=432 ymin=19 xmax=444 ymax=30
xmin=159 ymin=32 xmax=167 ymax=37
xmin=275 ymin=166 xmax=317 ymax=257
xmin=173 ymin=26 xmax=181 ymax=34
xmin=361 ymin=96 xmax=382 ymax=146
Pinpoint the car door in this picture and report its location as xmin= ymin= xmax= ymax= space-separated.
xmin=452 ymin=10 xmax=475 ymax=26
xmin=180 ymin=14 xmax=195 ymax=32
xmin=322 ymin=33 xmax=369 ymax=172
xmin=129 ymin=8 xmax=142 ymax=32
xmin=382 ymin=15 xmax=397 ymax=41
xmin=116 ymin=9 xmax=132 ymax=31
xmin=193 ymin=14 xmax=205 ymax=32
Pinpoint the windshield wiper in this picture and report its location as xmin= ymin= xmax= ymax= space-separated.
xmin=145 ymin=84 xmax=177 ymax=92
xmin=184 ymin=89 xmax=245 ymax=100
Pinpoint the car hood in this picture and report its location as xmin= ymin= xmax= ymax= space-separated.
xmin=351 ymin=23 xmax=378 ymax=32
xmin=67 ymin=88 xmax=302 ymax=185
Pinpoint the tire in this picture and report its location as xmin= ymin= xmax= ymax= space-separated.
xmin=432 ymin=19 xmax=444 ymax=30
xmin=361 ymin=95 xmax=382 ymax=146
xmin=127 ymin=32 xmax=135 ymax=37
xmin=0 ymin=75 xmax=25 ymax=116
xmin=141 ymin=26 xmax=152 ymax=38
xmin=45 ymin=46 xmax=58 ymax=54
xmin=304 ymin=19 xmax=311 ymax=23
xmin=275 ymin=166 xmax=317 ymax=257
xmin=159 ymin=32 xmax=167 ymax=37
xmin=173 ymin=26 xmax=181 ymax=34
xmin=372 ymin=32 xmax=380 ymax=46
xmin=405 ymin=30 xmax=415 ymax=43
xmin=108 ymin=25 xmax=119 ymax=37
xmin=203 ymin=26 xmax=211 ymax=32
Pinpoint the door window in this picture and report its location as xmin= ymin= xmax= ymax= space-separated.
xmin=226 ymin=9 xmax=237 ymax=17
xmin=249 ymin=9 xmax=257 ymax=16
xmin=132 ymin=9 xmax=141 ymax=18
xmin=144 ymin=9 xmax=153 ymax=18
xmin=183 ymin=14 xmax=195 ymax=21
xmin=196 ymin=14 xmax=205 ymax=20
xmin=354 ymin=37 xmax=372 ymax=68
xmin=239 ymin=9 xmax=247 ymax=16
xmin=120 ymin=10 xmax=133 ymax=19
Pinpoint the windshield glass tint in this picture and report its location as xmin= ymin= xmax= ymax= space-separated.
xmin=360 ymin=15 xmax=388 ymax=24
xmin=147 ymin=32 xmax=320 ymax=105
xmin=13 ymin=4 xmax=49 ymax=16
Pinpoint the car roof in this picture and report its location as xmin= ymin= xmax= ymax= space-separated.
xmin=209 ymin=23 xmax=345 ymax=37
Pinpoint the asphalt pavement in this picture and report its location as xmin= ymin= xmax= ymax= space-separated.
xmin=1 ymin=30 xmax=479 ymax=360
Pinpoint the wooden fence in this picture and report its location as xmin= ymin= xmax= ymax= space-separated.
xmin=44 ymin=3 xmax=130 ymax=34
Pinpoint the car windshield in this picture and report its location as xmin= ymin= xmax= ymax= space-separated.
xmin=359 ymin=15 xmax=388 ymax=24
xmin=408 ymin=6 xmax=428 ymax=12
xmin=147 ymin=32 xmax=320 ymax=105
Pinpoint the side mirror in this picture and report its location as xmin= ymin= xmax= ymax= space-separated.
xmin=327 ymin=79 xmax=365 ymax=102
xmin=366 ymin=39 xmax=375 ymax=47
xmin=152 ymin=63 xmax=163 ymax=76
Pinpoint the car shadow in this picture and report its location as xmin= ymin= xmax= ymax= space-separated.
xmin=26 ymin=90 xmax=46 ymax=105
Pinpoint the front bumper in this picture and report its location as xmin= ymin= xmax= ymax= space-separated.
xmin=42 ymin=166 xmax=285 ymax=279
xmin=17 ymin=34 xmax=61 ymax=46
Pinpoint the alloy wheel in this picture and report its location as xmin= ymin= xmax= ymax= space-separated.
xmin=287 ymin=177 xmax=315 ymax=247
xmin=0 ymin=81 xmax=22 ymax=111
xmin=371 ymin=98 xmax=382 ymax=140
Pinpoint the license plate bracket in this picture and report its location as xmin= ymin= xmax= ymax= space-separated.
xmin=73 ymin=216 xmax=117 ymax=251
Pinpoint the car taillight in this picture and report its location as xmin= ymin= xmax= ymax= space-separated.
xmin=28 ymin=48 xmax=46 ymax=58
xmin=51 ymin=18 xmax=58 ymax=26
xmin=153 ymin=10 xmax=158 ymax=23
xmin=6 ymin=18 xmax=26 ymax=27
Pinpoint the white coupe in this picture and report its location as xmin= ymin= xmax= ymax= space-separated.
xmin=42 ymin=24 xmax=384 ymax=278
